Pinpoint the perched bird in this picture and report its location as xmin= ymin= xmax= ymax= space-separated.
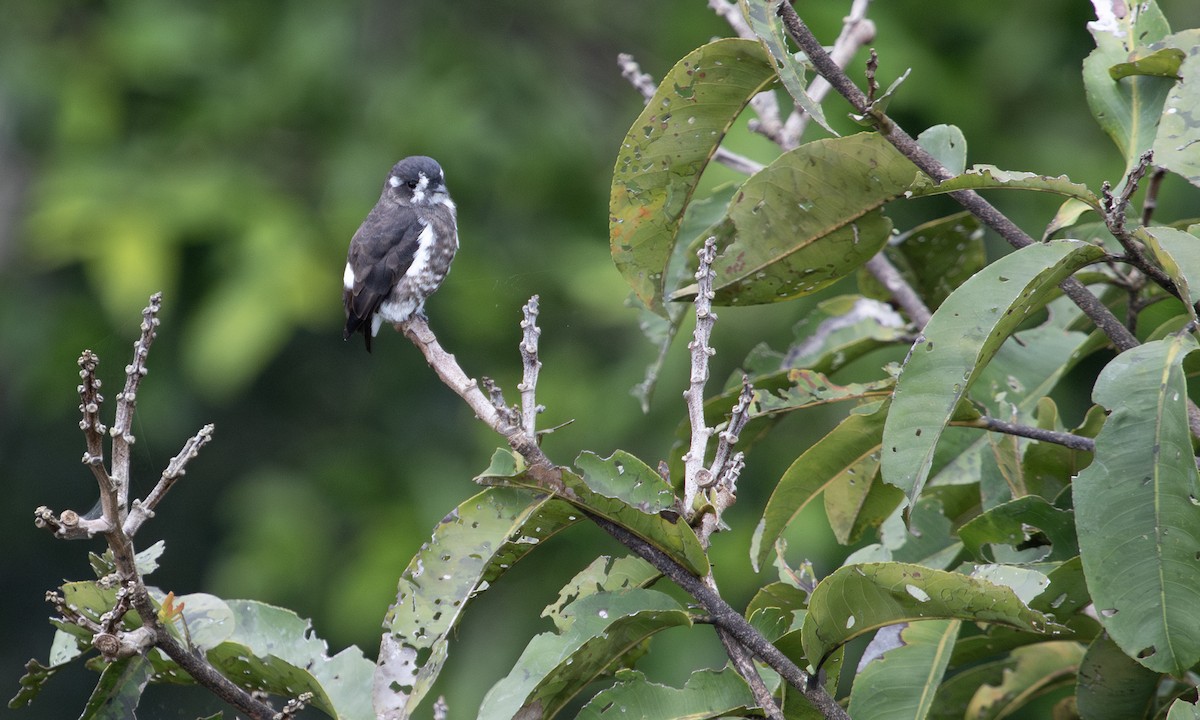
xmin=343 ymin=156 xmax=459 ymax=351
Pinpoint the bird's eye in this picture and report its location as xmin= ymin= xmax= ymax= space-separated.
xmin=406 ymin=180 xmax=418 ymax=189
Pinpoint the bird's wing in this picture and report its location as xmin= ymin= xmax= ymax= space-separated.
xmin=343 ymin=202 xmax=424 ymax=345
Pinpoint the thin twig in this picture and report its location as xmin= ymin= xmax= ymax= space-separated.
xmin=109 ymin=294 xmax=161 ymax=511
xmin=864 ymin=254 xmax=932 ymax=327
xmin=518 ymin=295 xmax=544 ymax=438
xmin=954 ymin=415 xmax=1095 ymax=452
xmin=1142 ymin=167 xmax=1166 ymax=226
xmin=682 ymin=239 xmax=719 ymax=516
xmin=124 ymin=424 xmax=214 ymax=537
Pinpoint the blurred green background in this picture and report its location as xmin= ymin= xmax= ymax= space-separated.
xmin=3 ymin=1 xmax=1199 ymax=717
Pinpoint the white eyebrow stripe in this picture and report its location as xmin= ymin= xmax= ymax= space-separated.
xmin=388 ymin=175 xmax=401 ymax=187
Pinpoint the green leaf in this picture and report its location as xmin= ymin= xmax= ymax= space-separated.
xmin=575 ymin=450 xmax=678 ymax=515
xmin=674 ymin=133 xmax=923 ymax=306
xmin=1110 ymin=47 xmax=1185 ymax=80
xmin=1075 ymin=633 xmax=1160 ymax=720
xmin=959 ymin=496 xmax=1079 ymax=564
xmin=79 ymin=656 xmax=153 ymax=720
xmin=965 ymin=642 xmax=1084 ymax=719
xmin=1084 ymin=3 xmax=1174 ymax=177
xmin=785 ymin=295 xmax=910 ymax=372
xmin=544 ymin=555 xmax=660 ymax=632
xmin=9 ymin=659 xmax=58 ymax=710
xmin=801 ymin=562 xmax=1061 ymax=668
xmin=376 ymin=478 xmax=579 ymax=719
xmin=859 ymin=212 xmax=986 ymax=312
xmin=882 ymin=239 xmax=1105 ymax=508
xmin=844 ymin=496 xmax=962 ymax=571
xmin=478 ymin=589 xmax=692 ymax=720
xmin=739 ymin=0 xmax=836 ymax=134
xmin=1142 ymin=225 xmax=1200 ymax=322
xmin=479 ymin=456 xmax=709 ymax=576
xmin=1074 ymin=335 xmax=1200 ymax=675
xmin=213 ymin=600 xmax=374 ymax=720
xmin=610 ymin=39 xmax=776 ymax=314
xmin=927 ymin=660 xmax=1009 ymax=720
xmin=847 ymin=619 xmax=960 ymax=720
xmin=577 ymin=667 xmax=755 ymax=720
xmin=917 ymin=124 xmax=968 ymax=176
xmin=908 ymin=165 xmax=1101 ymax=210
xmin=1169 ymin=698 xmax=1200 ymax=720
xmin=1154 ymin=31 xmax=1200 ymax=188
xmin=751 ymin=401 xmax=888 ymax=570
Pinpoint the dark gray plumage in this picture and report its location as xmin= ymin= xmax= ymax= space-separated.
xmin=342 ymin=156 xmax=458 ymax=352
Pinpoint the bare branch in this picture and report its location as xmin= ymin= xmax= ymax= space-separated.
xmin=124 ymin=424 xmax=214 ymax=537
xmin=518 ymin=295 xmax=544 ymax=438
xmin=1142 ymin=167 xmax=1166 ymax=226
xmin=709 ymin=377 xmax=752 ymax=485
xmin=954 ymin=415 xmax=1096 ymax=453
xmin=864 ymin=253 xmax=932 ymax=327
xmin=109 ymin=293 xmax=162 ymax=511
xmin=682 ymin=238 xmax=719 ymax=516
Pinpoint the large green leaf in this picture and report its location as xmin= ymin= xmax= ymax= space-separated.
xmin=751 ymin=401 xmax=888 ymax=570
xmin=1074 ymin=335 xmax=1200 ymax=675
xmin=79 ymin=656 xmax=153 ymax=720
xmin=674 ymin=133 xmax=923 ymax=306
xmin=576 ymin=667 xmax=755 ymax=720
xmin=1083 ymin=1 xmax=1174 ymax=177
xmin=882 ymin=239 xmax=1105 ymax=508
xmin=478 ymin=452 xmax=709 ymax=576
xmin=477 ymin=589 xmax=691 ymax=720
xmin=1169 ymin=699 xmax=1200 ymax=720
xmin=847 ymin=619 xmax=960 ymax=720
xmin=801 ymin=563 xmax=1060 ymax=668
xmin=1154 ymin=31 xmax=1200 ymax=188
xmin=958 ymin=496 xmax=1079 ymax=564
xmin=1075 ymin=633 xmax=1160 ymax=720
xmin=376 ymin=474 xmax=579 ymax=720
xmin=610 ymin=39 xmax=775 ymax=314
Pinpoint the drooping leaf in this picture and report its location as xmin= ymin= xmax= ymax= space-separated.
xmin=674 ymin=133 xmax=923 ymax=306
xmin=1084 ymin=2 xmax=1174 ymax=178
xmin=847 ymin=619 xmax=960 ymax=720
xmin=610 ymin=39 xmax=776 ymax=314
xmin=882 ymin=239 xmax=1105 ymax=508
xmin=477 ymin=589 xmax=691 ymax=720
xmin=1075 ymin=633 xmax=1160 ymax=720
xmin=908 ymin=165 xmax=1101 ymax=210
xmin=1074 ymin=335 xmax=1200 ymax=675
xmin=751 ymin=401 xmax=888 ymax=570
xmin=376 ymin=473 xmax=579 ymax=720
xmin=739 ymin=0 xmax=836 ymax=134
xmin=1142 ymin=226 xmax=1200 ymax=322
xmin=1154 ymin=31 xmax=1200 ymax=188
xmin=9 ymin=659 xmax=59 ymax=709
xmin=79 ymin=655 xmax=153 ymax=720
xmin=205 ymin=641 xmax=340 ymax=716
xmin=927 ymin=660 xmax=1010 ymax=720
xmin=575 ymin=450 xmax=678 ymax=516
xmin=917 ymin=124 xmax=968 ymax=176
xmin=577 ymin=667 xmax=755 ymax=720
xmin=801 ymin=562 xmax=1061 ymax=668
xmin=479 ymin=454 xmax=709 ymax=576
xmin=965 ymin=642 xmax=1084 ymax=719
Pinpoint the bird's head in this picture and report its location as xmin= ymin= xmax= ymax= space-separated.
xmin=385 ymin=155 xmax=449 ymax=207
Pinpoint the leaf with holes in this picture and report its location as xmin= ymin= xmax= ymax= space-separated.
xmin=577 ymin=668 xmax=755 ymax=720
xmin=848 ymin=619 xmax=960 ymax=720
xmin=1074 ymin=335 xmax=1200 ymax=675
xmin=881 ymin=239 xmax=1104 ymax=508
xmin=908 ymin=165 xmax=1101 ymax=210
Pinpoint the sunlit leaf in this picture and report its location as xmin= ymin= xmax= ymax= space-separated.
xmin=478 ymin=590 xmax=691 ymax=720
xmin=882 ymin=240 xmax=1105 ymax=508
xmin=610 ymin=39 xmax=776 ymax=314
xmin=801 ymin=562 xmax=1061 ymax=668
xmin=1074 ymin=335 xmax=1200 ymax=675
